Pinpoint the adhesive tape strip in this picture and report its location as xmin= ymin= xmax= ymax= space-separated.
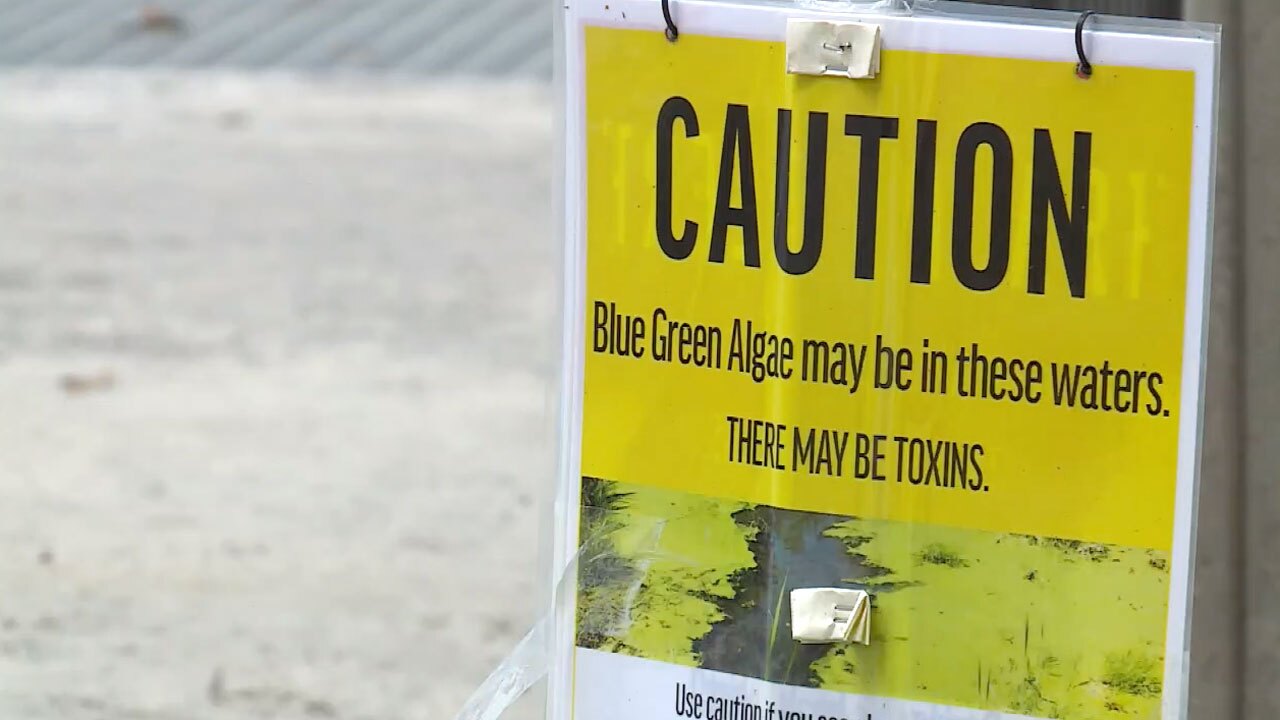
xmin=785 ymin=19 xmax=882 ymax=79
xmin=790 ymin=588 xmax=872 ymax=645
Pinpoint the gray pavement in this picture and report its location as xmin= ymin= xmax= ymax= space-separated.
xmin=0 ymin=70 xmax=554 ymax=720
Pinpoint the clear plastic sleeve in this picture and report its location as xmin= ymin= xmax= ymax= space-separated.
xmin=462 ymin=3 xmax=1221 ymax=720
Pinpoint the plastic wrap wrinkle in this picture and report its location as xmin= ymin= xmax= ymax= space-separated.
xmin=453 ymin=515 xmax=670 ymax=720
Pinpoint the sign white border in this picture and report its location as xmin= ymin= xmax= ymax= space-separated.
xmin=551 ymin=4 xmax=1219 ymax=720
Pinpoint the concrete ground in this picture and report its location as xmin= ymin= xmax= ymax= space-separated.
xmin=0 ymin=71 xmax=555 ymax=720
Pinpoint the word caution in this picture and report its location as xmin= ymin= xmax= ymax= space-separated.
xmin=655 ymin=98 xmax=1091 ymax=297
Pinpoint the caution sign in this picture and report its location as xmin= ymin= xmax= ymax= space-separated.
xmin=551 ymin=5 xmax=1218 ymax=720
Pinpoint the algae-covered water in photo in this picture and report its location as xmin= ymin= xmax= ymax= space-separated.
xmin=575 ymin=477 xmax=1170 ymax=719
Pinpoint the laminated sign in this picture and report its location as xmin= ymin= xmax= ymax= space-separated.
xmin=550 ymin=3 xmax=1220 ymax=720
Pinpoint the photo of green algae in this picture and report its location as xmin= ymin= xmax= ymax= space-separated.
xmin=574 ymin=477 xmax=1171 ymax=719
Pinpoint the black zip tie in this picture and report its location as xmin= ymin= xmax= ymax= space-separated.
xmin=662 ymin=0 xmax=678 ymax=41
xmin=1075 ymin=10 xmax=1097 ymax=79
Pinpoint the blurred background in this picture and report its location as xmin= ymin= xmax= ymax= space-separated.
xmin=0 ymin=1 xmax=1272 ymax=720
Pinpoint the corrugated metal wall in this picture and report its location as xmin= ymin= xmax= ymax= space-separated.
xmin=0 ymin=0 xmax=553 ymax=77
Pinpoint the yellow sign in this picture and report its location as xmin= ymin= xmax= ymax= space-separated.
xmin=582 ymin=27 xmax=1193 ymax=551
xmin=557 ymin=10 xmax=1216 ymax=720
